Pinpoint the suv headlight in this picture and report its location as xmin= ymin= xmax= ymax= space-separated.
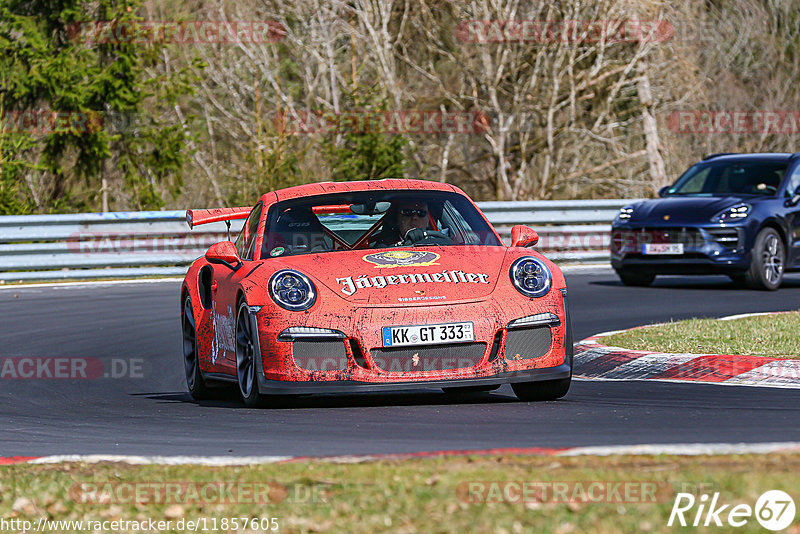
xmin=712 ymin=203 xmax=751 ymax=223
xmin=269 ymin=270 xmax=317 ymax=311
xmin=510 ymin=256 xmax=552 ymax=298
xmin=615 ymin=205 xmax=635 ymax=223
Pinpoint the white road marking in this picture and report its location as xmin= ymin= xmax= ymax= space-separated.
xmin=718 ymin=311 xmax=784 ymax=321
xmin=557 ymin=442 xmax=800 ymax=456
xmin=27 ymin=454 xmax=293 ymax=465
xmin=0 ymin=278 xmax=183 ymax=291
xmin=14 ymin=442 xmax=800 ymax=465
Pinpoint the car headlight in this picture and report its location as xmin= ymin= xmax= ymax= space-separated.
xmin=510 ymin=256 xmax=552 ymax=298
xmin=712 ymin=203 xmax=751 ymax=223
xmin=269 ymin=270 xmax=317 ymax=311
xmin=615 ymin=205 xmax=635 ymax=223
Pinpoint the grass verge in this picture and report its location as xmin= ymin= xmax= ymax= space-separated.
xmin=602 ymin=312 xmax=800 ymax=359
xmin=1 ymin=454 xmax=799 ymax=533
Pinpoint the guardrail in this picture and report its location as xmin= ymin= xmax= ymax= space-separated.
xmin=0 ymin=199 xmax=635 ymax=282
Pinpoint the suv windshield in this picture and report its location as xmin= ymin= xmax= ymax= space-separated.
xmin=261 ymin=190 xmax=502 ymax=258
xmin=668 ymin=160 xmax=788 ymax=196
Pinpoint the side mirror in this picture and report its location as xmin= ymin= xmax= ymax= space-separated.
xmin=206 ymin=241 xmax=241 ymax=271
xmin=658 ymin=186 xmax=671 ymax=197
xmin=790 ymin=185 xmax=800 ymax=206
xmin=510 ymin=225 xmax=539 ymax=247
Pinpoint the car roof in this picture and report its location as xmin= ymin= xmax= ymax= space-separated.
xmin=700 ymin=152 xmax=795 ymax=163
xmin=267 ymin=179 xmax=462 ymax=203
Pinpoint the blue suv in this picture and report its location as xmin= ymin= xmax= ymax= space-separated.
xmin=611 ymin=153 xmax=800 ymax=289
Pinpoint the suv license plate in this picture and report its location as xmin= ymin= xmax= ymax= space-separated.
xmin=642 ymin=243 xmax=684 ymax=255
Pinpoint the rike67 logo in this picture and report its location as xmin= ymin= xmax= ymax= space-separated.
xmin=668 ymin=490 xmax=796 ymax=531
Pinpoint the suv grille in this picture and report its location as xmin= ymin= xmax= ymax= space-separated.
xmin=639 ymin=227 xmax=704 ymax=247
xmin=613 ymin=227 xmax=704 ymax=253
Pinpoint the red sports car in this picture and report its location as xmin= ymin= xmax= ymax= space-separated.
xmin=182 ymin=179 xmax=572 ymax=406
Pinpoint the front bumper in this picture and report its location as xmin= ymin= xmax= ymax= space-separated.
xmin=249 ymin=289 xmax=571 ymax=394
xmin=254 ymin=364 xmax=571 ymax=395
xmin=610 ymin=224 xmax=751 ymax=274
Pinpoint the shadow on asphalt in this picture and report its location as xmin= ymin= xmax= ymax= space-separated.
xmin=590 ymin=274 xmax=800 ymax=290
xmin=134 ymin=388 xmax=522 ymax=409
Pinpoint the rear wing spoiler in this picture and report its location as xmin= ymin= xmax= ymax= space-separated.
xmin=185 ymin=207 xmax=252 ymax=229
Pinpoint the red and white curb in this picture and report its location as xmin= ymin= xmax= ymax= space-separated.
xmin=3 ymin=442 xmax=800 ymax=466
xmin=575 ymin=312 xmax=800 ymax=388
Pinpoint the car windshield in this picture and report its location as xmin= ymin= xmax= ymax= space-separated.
xmin=261 ymin=190 xmax=502 ymax=258
xmin=667 ymin=160 xmax=788 ymax=196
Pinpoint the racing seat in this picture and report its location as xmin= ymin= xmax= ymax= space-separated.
xmin=266 ymin=207 xmax=332 ymax=255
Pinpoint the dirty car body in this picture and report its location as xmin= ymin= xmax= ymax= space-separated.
xmin=181 ymin=180 xmax=572 ymax=406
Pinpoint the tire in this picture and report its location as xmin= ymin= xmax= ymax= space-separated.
xmin=744 ymin=228 xmax=785 ymax=290
xmin=616 ymin=271 xmax=655 ymax=287
xmin=235 ymin=299 xmax=268 ymax=407
xmin=442 ymin=385 xmax=501 ymax=394
xmin=182 ymin=295 xmax=211 ymax=400
xmin=511 ymin=378 xmax=571 ymax=401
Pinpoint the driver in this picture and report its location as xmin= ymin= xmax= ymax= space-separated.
xmin=373 ymin=200 xmax=452 ymax=247
xmin=397 ymin=200 xmax=430 ymax=239
xmin=373 ymin=200 xmax=430 ymax=247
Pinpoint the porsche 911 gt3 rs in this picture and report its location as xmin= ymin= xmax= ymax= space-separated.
xmin=181 ymin=179 xmax=572 ymax=406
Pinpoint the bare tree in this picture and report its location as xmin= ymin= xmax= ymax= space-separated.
xmin=136 ymin=0 xmax=800 ymax=207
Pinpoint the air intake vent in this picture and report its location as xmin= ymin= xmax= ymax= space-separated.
xmin=370 ymin=343 xmax=486 ymax=372
xmin=505 ymin=327 xmax=551 ymax=360
xmin=707 ymin=228 xmax=740 ymax=249
xmin=487 ymin=331 xmax=503 ymax=362
xmin=292 ymin=340 xmax=348 ymax=371
xmin=349 ymin=339 xmax=368 ymax=369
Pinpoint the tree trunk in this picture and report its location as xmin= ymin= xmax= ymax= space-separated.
xmin=637 ymin=66 xmax=668 ymax=193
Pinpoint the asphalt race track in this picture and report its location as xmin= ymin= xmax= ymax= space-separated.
xmin=1 ymin=270 xmax=799 ymax=458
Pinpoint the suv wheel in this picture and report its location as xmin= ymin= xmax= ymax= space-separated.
xmin=744 ymin=228 xmax=784 ymax=290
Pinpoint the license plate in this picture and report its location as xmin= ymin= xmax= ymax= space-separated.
xmin=382 ymin=322 xmax=474 ymax=347
xmin=642 ymin=243 xmax=684 ymax=255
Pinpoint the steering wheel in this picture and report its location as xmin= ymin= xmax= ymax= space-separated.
xmin=402 ymin=228 xmax=453 ymax=246
xmin=757 ymin=184 xmax=778 ymax=194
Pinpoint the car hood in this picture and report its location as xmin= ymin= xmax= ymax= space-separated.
xmin=267 ymin=246 xmax=508 ymax=305
xmin=627 ymin=196 xmax=752 ymax=224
